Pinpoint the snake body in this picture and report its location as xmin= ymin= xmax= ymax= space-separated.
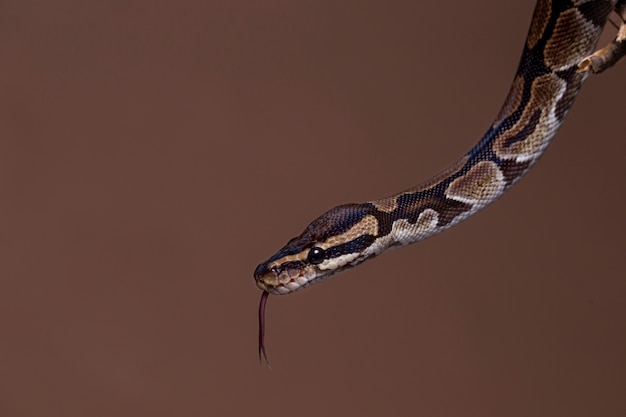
xmin=254 ymin=1 xmax=622 ymax=361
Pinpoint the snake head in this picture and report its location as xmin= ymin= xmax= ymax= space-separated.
xmin=254 ymin=204 xmax=381 ymax=295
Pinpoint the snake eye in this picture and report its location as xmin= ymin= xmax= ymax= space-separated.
xmin=307 ymin=247 xmax=326 ymax=265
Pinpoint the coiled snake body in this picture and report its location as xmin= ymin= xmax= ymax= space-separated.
xmin=254 ymin=0 xmax=625 ymax=362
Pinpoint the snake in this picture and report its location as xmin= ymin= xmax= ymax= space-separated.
xmin=253 ymin=0 xmax=625 ymax=363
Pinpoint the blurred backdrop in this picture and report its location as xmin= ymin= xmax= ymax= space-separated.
xmin=1 ymin=1 xmax=624 ymax=416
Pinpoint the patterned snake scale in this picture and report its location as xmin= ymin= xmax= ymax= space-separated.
xmin=254 ymin=0 xmax=624 ymax=363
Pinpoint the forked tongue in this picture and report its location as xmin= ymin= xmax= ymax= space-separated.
xmin=258 ymin=291 xmax=271 ymax=367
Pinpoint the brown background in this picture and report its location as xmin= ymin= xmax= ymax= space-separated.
xmin=1 ymin=1 xmax=624 ymax=416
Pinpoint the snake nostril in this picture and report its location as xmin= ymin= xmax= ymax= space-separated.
xmin=254 ymin=263 xmax=268 ymax=280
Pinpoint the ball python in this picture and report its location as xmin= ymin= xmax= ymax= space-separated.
xmin=254 ymin=0 xmax=625 ymax=363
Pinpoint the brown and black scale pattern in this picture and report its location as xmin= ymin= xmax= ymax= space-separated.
xmin=255 ymin=0 xmax=619 ymax=293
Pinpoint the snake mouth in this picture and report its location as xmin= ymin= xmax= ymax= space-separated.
xmin=254 ymin=252 xmax=368 ymax=295
xmin=254 ymin=268 xmax=320 ymax=295
xmin=254 ymin=261 xmax=329 ymax=295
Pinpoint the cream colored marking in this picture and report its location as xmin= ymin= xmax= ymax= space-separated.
xmin=527 ymin=0 xmax=552 ymax=49
xmin=493 ymin=73 xmax=566 ymax=162
xmin=544 ymin=8 xmax=601 ymax=70
xmin=275 ymin=286 xmax=290 ymax=295
xmin=363 ymin=209 xmax=440 ymax=258
xmin=318 ymin=253 xmax=360 ymax=271
xmin=362 ymin=234 xmax=395 ymax=259
xmin=446 ymin=161 xmax=505 ymax=205
xmin=268 ymin=251 xmax=308 ymax=270
xmin=320 ymin=214 xmax=379 ymax=249
xmin=572 ymin=0 xmax=597 ymax=6
xmin=370 ymin=156 xmax=470 ymax=213
xmin=393 ymin=209 xmax=440 ymax=246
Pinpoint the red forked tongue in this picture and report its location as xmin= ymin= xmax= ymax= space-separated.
xmin=258 ymin=290 xmax=271 ymax=367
